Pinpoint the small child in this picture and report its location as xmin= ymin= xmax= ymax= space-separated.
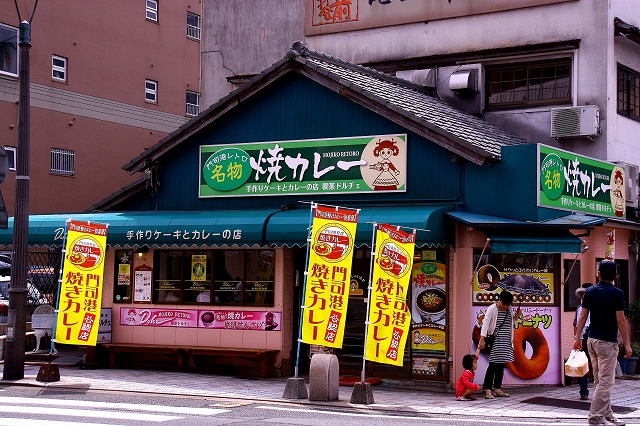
xmin=456 ymin=351 xmax=480 ymax=401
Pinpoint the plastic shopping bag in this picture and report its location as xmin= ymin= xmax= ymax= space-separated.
xmin=565 ymin=350 xmax=589 ymax=377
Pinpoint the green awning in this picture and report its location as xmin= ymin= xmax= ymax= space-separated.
xmin=265 ymin=205 xmax=454 ymax=247
xmin=0 ymin=210 xmax=280 ymax=248
xmin=446 ymin=211 xmax=606 ymax=228
xmin=486 ymin=230 xmax=585 ymax=254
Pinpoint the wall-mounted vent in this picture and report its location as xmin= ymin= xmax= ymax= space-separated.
xmin=550 ymin=105 xmax=600 ymax=138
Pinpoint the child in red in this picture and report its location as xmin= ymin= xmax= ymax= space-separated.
xmin=456 ymin=352 xmax=480 ymax=401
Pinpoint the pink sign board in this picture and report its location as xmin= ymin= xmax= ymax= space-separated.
xmin=121 ymin=308 xmax=199 ymax=328
xmin=199 ymin=310 xmax=281 ymax=331
xmin=120 ymin=308 xmax=281 ymax=331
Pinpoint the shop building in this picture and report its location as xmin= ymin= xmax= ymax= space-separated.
xmin=1 ymin=44 xmax=638 ymax=386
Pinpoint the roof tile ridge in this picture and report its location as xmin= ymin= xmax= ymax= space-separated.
xmin=289 ymin=42 xmax=432 ymax=94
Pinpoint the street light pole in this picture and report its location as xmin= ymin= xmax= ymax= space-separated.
xmin=3 ymin=18 xmax=32 ymax=381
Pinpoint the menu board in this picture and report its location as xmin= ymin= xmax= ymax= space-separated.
xmin=134 ymin=265 xmax=153 ymax=302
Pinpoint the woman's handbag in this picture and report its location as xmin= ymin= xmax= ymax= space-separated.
xmin=482 ymin=332 xmax=497 ymax=355
xmin=481 ymin=307 xmax=507 ymax=355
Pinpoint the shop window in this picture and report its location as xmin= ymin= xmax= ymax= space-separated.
xmin=151 ymin=250 xmax=275 ymax=306
xmin=154 ymin=251 xmax=183 ymax=303
xmin=213 ymin=250 xmax=243 ymax=305
xmin=486 ymin=59 xmax=571 ymax=109
xmin=113 ymin=250 xmax=133 ymax=303
xmin=182 ymin=251 xmax=211 ymax=304
xmin=244 ymin=250 xmax=275 ymax=306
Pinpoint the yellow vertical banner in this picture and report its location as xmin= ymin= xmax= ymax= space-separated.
xmin=365 ymin=224 xmax=415 ymax=366
xmin=55 ymin=220 xmax=108 ymax=346
xmin=302 ymin=205 xmax=358 ymax=348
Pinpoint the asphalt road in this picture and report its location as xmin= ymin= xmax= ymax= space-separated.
xmin=0 ymin=385 xmax=604 ymax=426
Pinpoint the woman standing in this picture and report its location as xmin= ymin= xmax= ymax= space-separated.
xmin=479 ymin=290 xmax=520 ymax=399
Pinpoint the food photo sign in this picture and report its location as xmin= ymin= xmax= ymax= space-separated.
xmin=471 ymin=305 xmax=562 ymax=385
xmin=472 ymin=253 xmax=555 ymax=306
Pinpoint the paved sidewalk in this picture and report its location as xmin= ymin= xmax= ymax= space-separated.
xmin=1 ymin=358 xmax=639 ymax=424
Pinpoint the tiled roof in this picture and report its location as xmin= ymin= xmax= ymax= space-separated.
xmin=290 ymin=42 xmax=525 ymax=161
xmin=124 ymin=42 xmax=526 ymax=173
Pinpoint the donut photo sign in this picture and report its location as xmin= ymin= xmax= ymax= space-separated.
xmin=471 ymin=305 xmax=562 ymax=385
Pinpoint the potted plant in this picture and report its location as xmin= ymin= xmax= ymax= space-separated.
xmin=632 ymin=341 xmax=640 ymax=375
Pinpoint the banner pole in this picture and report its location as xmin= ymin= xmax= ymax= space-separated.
xmin=360 ymin=222 xmax=378 ymax=383
xmin=49 ymin=219 xmax=70 ymax=354
xmin=294 ymin=203 xmax=316 ymax=379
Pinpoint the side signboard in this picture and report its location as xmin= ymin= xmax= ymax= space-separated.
xmin=538 ymin=144 xmax=626 ymax=219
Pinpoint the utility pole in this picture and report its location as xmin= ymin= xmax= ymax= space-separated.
xmin=4 ymin=0 xmax=37 ymax=380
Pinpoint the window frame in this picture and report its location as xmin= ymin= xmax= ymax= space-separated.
xmin=50 ymin=147 xmax=75 ymax=176
xmin=617 ymin=64 xmax=640 ymax=123
xmin=52 ymin=54 xmax=67 ymax=82
xmin=485 ymin=58 xmax=572 ymax=109
xmin=186 ymin=12 xmax=201 ymax=40
xmin=151 ymin=249 xmax=275 ymax=307
xmin=146 ymin=0 xmax=158 ymax=22
xmin=0 ymin=23 xmax=19 ymax=77
xmin=186 ymin=90 xmax=200 ymax=116
xmin=4 ymin=146 xmax=16 ymax=171
xmin=145 ymin=79 xmax=158 ymax=104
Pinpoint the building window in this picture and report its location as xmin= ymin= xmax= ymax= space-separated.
xmin=152 ymin=250 xmax=275 ymax=306
xmin=52 ymin=55 xmax=67 ymax=82
xmin=146 ymin=0 xmax=158 ymax=22
xmin=51 ymin=148 xmax=75 ymax=176
xmin=4 ymin=146 xmax=16 ymax=171
xmin=186 ymin=90 xmax=199 ymax=116
xmin=145 ymin=79 xmax=157 ymax=103
xmin=187 ymin=12 xmax=201 ymax=40
xmin=617 ymin=65 xmax=640 ymax=122
xmin=0 ymin=23 xmax=18 ymax=76
xmin=486 ymin=59 xmax=571 ymax=109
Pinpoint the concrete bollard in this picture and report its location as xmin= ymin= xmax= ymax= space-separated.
xmin=308 ymin=354 xmax=339 ymax=401
xmin=283 ymin=377 xmax=308 ymax=399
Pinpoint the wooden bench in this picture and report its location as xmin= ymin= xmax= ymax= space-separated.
xmin=103 ymin=343 xmax=184 ymax=369
xmin=184 ymin=347 xmax=278 ymax=379
xmin=103 ymin=343 xmax=279 ymax=378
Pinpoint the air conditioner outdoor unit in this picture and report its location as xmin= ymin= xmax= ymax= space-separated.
xmin=550 ymin=105 xmax=600 ymax=138
xmin=616 ymin=162 xmax=639 ymax=207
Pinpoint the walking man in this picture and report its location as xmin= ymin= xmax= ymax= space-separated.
xmin=574 ymin=260 xmax=631 ymax=426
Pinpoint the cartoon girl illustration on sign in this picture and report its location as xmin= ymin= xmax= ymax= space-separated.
xmin=369 ymin=139 xmax=401 ymax=190
xmin=612 ymin=168 xmax=625 ymax=217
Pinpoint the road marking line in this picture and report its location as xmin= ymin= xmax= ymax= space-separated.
xmin=0 ymin=419 xmax=122 ymax=426
xmin=0 ymin=405 xmax=179 ymax=422
xmin=0 ymin=396 xmax=227 ymax=416
xmin=256 ymin=406 xmax=592 ymax=425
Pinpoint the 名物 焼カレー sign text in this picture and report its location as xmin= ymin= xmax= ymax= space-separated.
xmin=538 ymin=144 xmax=626 ymax=218
xmin=199 ymin=135 xmax=407 ymax=198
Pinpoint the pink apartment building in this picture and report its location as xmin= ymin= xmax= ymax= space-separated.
xmin=0 ymin=0 xmax=201 ymax=216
